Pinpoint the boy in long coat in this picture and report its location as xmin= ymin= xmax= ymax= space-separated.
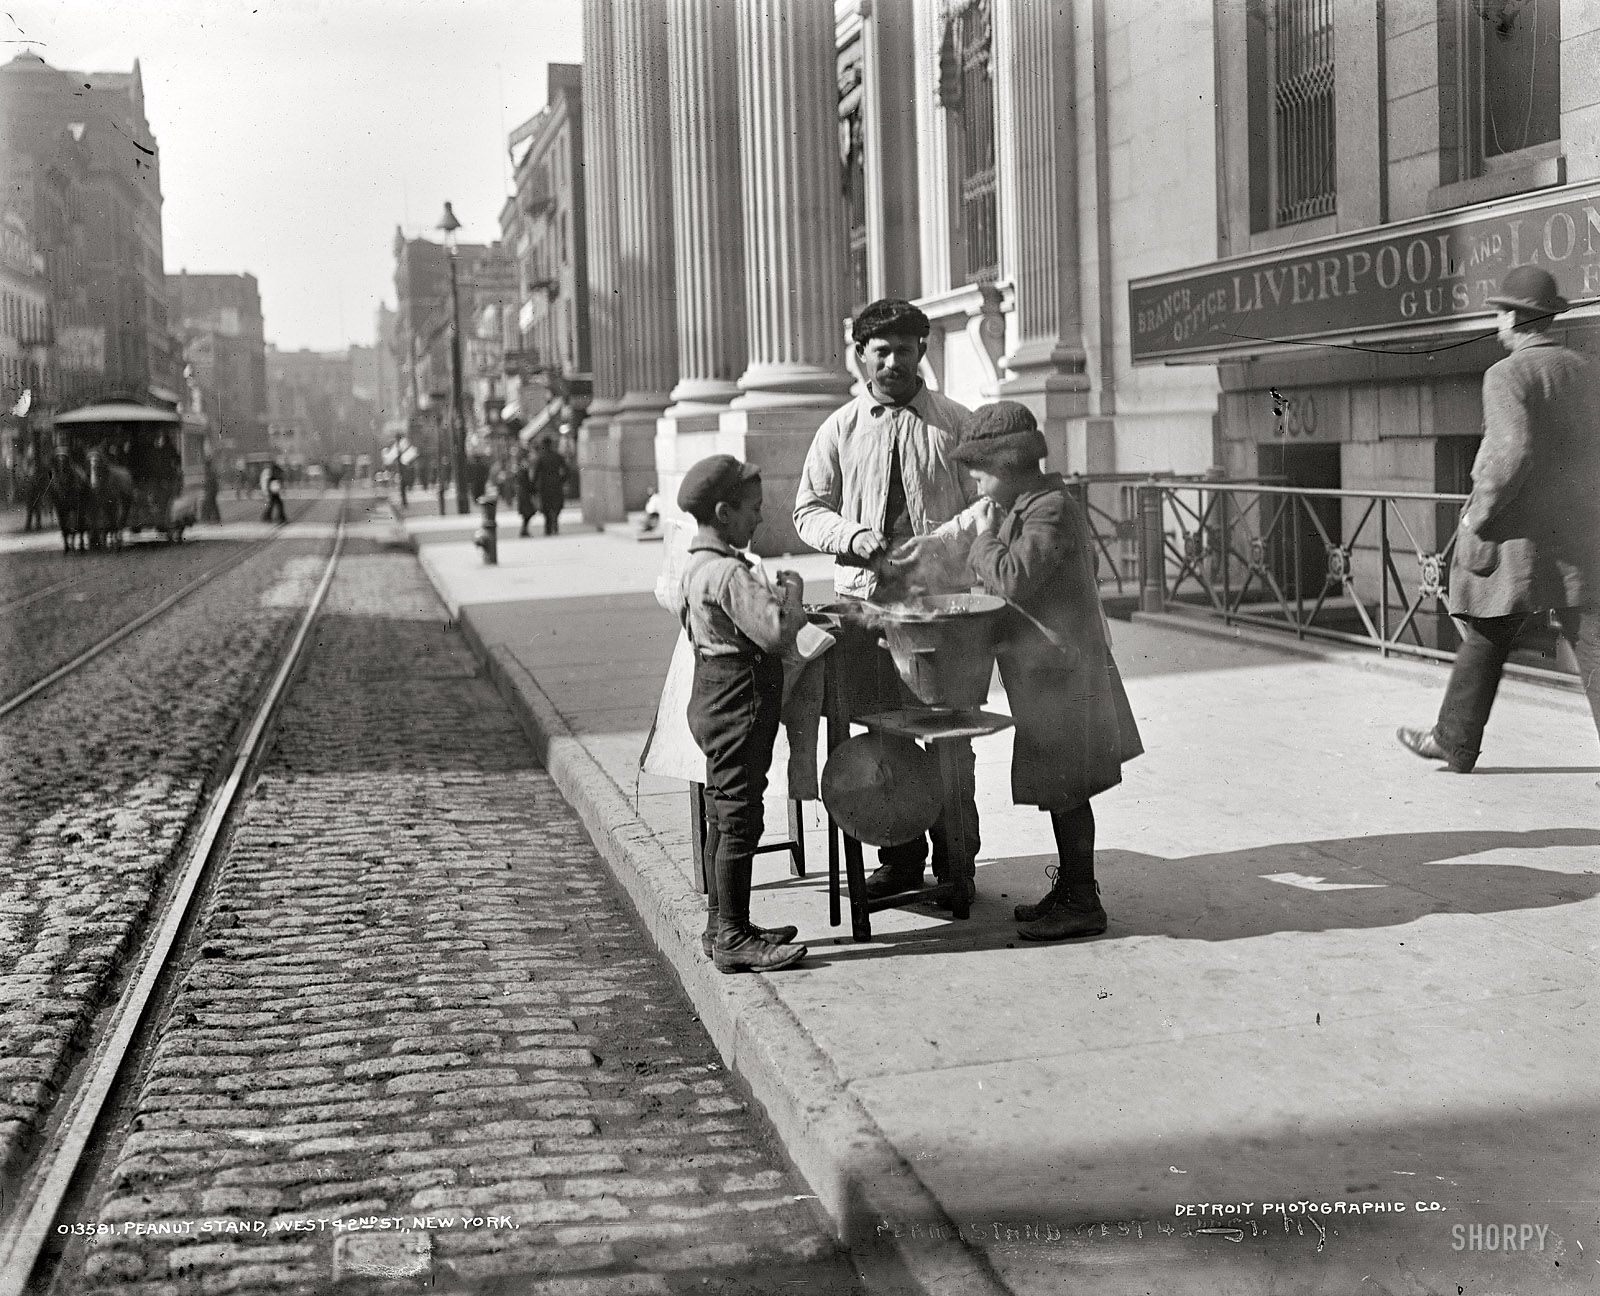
xmin=949 ymin=402 xmax=1143 ymax=940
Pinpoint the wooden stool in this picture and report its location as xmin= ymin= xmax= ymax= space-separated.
xmin=688 ymin=783 xmax=807 ymax=895
xmin=827 ymin=708 xmax=1013 ymax=940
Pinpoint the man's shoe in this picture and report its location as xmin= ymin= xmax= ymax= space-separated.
xmin=700 ymin=923 xmax=799 ymax=960
xmin=1396 ymin=726 xmax=1474 ymax=773
xmin=1018 ymin=882 xmax=1107 ymax=942
xmin=864 ymin=861 xmax=927 ymax=900
xmin=713 ymin=932 xmax=808 ymax=973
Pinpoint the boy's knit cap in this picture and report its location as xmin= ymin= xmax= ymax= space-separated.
xmin=951 ymin=400 xmax=1048 ymax=466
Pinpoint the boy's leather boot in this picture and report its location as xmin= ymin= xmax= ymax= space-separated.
xmin=701 ymin=919 xmax=799 ymax=960
xmin=1013 ymin=865 xmax=1064 ymax=923
xmin=700 ymin=852 xmax=798 ymax=958
xmin=1018 ymin=881 xmax=1107 ymax=941
xmin=711 ymin=856 xmax=806 ymax=972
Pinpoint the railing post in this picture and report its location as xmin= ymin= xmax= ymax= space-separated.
xmin=1138 ymin=482 xmax=1166 ymax=614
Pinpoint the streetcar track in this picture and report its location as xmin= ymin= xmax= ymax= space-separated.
xmin=0 ymin=501 xmax=350 ymax=1296
xmin=0 ymin=501 xmax=319 ymax=720
xmin=0 ymin=576 xmax=81 ymax=618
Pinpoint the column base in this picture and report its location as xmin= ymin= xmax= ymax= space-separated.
xmin=655 ymin=408 xmax=735 ymax=528
xmin=718 ymin=403 xmax=838 ymax=556
xmin=1001 ymin=355 xmax=1093 ymax=472
xmin=578 ymin=409 xmax=663 ymax=524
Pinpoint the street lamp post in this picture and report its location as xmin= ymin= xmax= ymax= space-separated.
xmin=439 ymin=202 xmax=470 ymax=515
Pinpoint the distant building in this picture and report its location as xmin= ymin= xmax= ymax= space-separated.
xmin=390 ymin=229 xmax=516 ymax=483
xmin=265 ymin=344 xmax=377 ymax=469
xmin=500 ymin=63 xmax=591 ymax=446
xmin=0 ymin=50 xmax=176 ymax=409
xmin=0 ymin=200 xmax=50 ymax=502
xmin=168 ymin=272 xmax=270 ymax=456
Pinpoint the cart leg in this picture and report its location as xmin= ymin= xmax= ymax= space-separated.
xmin=786 ymin=798 xmax=805 ymax=877
xmin=937 ymin=741 xmax=973 ymax=919
xmin=828 ymin=818 xmax=841 ymax=928
xmin=843 ymin=832 xmax=872 ymax=941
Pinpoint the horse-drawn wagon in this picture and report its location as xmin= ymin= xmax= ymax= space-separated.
xmin=48 ymin=403 xmax=199 ymax=552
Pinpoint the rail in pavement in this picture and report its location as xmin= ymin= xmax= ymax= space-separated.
xmin=394 ymin=505 xmax=1600 ymax=1296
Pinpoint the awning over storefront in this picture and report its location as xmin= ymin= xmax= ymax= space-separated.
xmin=1129 ymin=181 xmax=1600 ymax=364
xmin=517 ymin=395 xmax=564 ymax=445
xmin=54 ymin=402 xmax=183 ymax=425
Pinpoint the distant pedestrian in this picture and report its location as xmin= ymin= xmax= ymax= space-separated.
xmin=260 ymin=461 xmax=287 ymax=524
xmin=530 ymin=439 xmax=569 ymax=536
xmin=201 ymin=455 xmax=221 ymax=523
xmin=1398 ymin=266 xmax=1600 ymax=772
xmin=943 ymin=402 xmax=1143 ymax=940
xmin=514 ymin=451 xmax=537 ymax=536
xmin=678 ymin=454 xmax=807 ymax=973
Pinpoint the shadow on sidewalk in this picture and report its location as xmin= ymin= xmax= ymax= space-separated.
xmin=785 ymin=826 xmax=1600 ymax=959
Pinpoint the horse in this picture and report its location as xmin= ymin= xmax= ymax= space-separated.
xmin=47 ymin=450 xmax=90 ymax=553
xmin=86 ymin=446 xmax=135 ymax=550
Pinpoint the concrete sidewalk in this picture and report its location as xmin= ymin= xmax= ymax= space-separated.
xmin=395 ymin=503 xmax=1599 ymax=1296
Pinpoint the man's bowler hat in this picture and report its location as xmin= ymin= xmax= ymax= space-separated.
xmin=1486 ymin=265 xmax=1569 ymax=317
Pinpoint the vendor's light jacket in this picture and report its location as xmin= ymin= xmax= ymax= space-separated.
xmin=793 ymin=385 xmax=977 ymax=599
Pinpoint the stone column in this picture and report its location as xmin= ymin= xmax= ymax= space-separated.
xmin=862 ymin=0 xmax=921 ymax=300
xmin=912 ymin=0 xmax=952 ymax=299
xmin=656 ymin=0 xmax=749 ymax=518
xmin=579 ymin=0 xmax=627 ymax=522
xmin=993 ymin=0 xmax=1094 ymax=467
xmin=608 ymin=0 xmax=679 ymax=513
xmin=721 ymin=0 xmax=853 ymax=555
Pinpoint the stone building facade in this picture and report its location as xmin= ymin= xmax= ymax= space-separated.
xmin=1 ymin=51 xmax=178 ymax=413
xmin=501 ymin=63 xmax=592 ymax=449
xmin=579 ymin=0 xmax=1222 ymax=553
xmin=168 ymin=272 xmax=270 ymax=456
xmin=1137 ymin=0 xmax=1600 ymax=561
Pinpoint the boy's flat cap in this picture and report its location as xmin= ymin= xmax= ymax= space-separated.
xmin=951 ymin=400 xmax=1048 ymax=466
xmin=677 ymin=454 xmax=761 ymax=514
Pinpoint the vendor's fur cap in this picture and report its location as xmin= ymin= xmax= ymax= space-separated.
xmin=952 ymin=401 xmax=1048 ymax=468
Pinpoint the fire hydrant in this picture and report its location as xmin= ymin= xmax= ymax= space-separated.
xmin=474 ymin=493 xmax=499 ymax=565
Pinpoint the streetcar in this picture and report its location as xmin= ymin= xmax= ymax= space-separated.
xmin=49 ymin=402 xmax=200 ymax=550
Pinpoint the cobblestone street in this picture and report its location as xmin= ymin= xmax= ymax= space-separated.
xmin=1 ymin=501 xmax=341 ymax=1193
xmin=62 ymin=528 xmax=864 ymax=1294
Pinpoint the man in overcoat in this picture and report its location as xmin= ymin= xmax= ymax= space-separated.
xmin=793 ymin=298 xmax=980 ymax=901
xmin=1398 ymin=265 xmax=1600 ymax=771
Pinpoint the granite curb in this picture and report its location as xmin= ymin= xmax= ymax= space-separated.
xmin=392 ymin=509 xmax=1015 ymax=1296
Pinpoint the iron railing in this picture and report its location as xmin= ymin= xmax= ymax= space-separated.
xmin=1127 ymin=478 xmax=1579 ymax=685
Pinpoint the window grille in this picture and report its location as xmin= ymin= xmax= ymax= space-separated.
xmin=1271 ymin=0 xmax=1335 ymax=225
xmin=949 ymin=0 xmax=998 ymax=284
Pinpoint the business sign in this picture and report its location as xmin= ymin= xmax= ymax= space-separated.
xmin=1129 ymin=182 xmax=1600 ymax=363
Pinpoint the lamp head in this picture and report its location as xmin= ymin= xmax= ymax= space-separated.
xmin=438 ymin=201 xmax=461 ymax=251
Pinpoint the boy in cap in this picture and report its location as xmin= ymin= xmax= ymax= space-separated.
xmin=948 ymin=401 xmax=1143 ymax=940
xmin=678 ymin=454 xmax=809 ymax=973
